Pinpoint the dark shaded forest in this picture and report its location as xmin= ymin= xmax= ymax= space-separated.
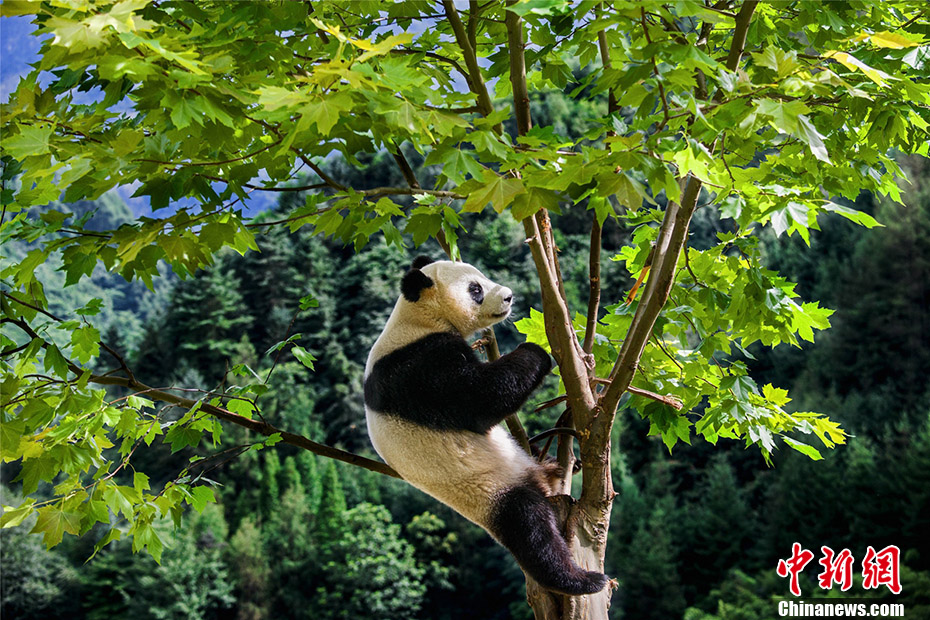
xmin=2 ymin=108 xmax=929 ymax=620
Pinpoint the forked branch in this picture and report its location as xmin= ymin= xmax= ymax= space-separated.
xmin=598 ymin=0 xmax=760 ymax=426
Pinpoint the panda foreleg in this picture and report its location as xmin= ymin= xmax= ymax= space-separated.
xmin=458 ymin=342 xmax=553 ymax=432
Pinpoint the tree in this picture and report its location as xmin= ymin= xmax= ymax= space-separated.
xmin=0 ymin=507 xmax=81 ymax=620
xmin=316 ymin=460 xmax=347 ymax=541
xmin=620 ymin=494 xmax=687 ymax=620
xmin=676 ymin=455 xmax=754 ymax=605
xmin=79 ymin=503 xmax=235 ymax=620
xmin=2 ymin=2 xmax=929 ymax=619
xmin=227 ymin=517 xmax=271 ymax=620
xmin=311 ymin=502 xmax=429 ymax=620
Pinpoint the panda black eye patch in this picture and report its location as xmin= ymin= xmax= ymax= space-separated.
xmin=468 ymin=282 xmax=484 ymax=305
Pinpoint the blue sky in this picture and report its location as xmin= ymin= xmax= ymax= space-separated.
xmin=1 ymin=16 xmax=43 ymax=99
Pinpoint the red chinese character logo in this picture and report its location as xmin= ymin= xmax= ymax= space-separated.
xmin=862 ymin=545 xmax=902 ymax=594
xmin=777 ymin=542 xmax=815 ymax=596
xmin=818 ymin=546 xmax=854 ymax=591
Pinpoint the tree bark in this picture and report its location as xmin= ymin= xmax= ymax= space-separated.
xmin=443 ymin=1 xmax=764 ymax=616
xmin=501 ymin=2 xmax=759 ymax=618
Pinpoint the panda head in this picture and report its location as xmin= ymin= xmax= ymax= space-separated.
xmin=400 ymin=255 xmax=514 ymax=336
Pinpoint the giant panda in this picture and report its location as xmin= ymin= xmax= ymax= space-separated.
xmin=364 ymin=255 xmax=608 ymax=596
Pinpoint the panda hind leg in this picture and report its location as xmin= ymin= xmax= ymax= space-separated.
xmin=488 ymin=480 xmax=608 ymax=596
xmin=538 ymin=458 xmax=565 ymax=488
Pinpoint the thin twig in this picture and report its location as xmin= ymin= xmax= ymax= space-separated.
xmin=264 ymin=309 xmax=301 ymax=386
xmin=441 ymin=0 xmax=498 ymax=128
xmin=0 ymin=342 xmax=31 ymax=357
xmin=626 ymin=386 xmax=684 ymax=410
xmin=390 ymin=144 xmax=422 ymax=190
xmin=100 ymin=340 xmax=137 ymax=387
xmin=8 ymin=314 xmax=401 ymax=479
xmin=2 ymin=292 xmax=65 ymax=322
xmin=135 ymin=140 xmax=281 ymax=168
xmin=641 ymin=9 xmax=670 ymax=131
xmin=362 ymin=187 xmax=465 ymax=199
xmin=534 ymin=394 xmax=568 ymax=413
xmin=292 ymin=150 xmax=347 ymax=191
xmin=529 ymin=427 xmax=580 ymax=444
xmin=391 ymin=48 xmax=470 ymax=81
xmin=196 ymin=173 xmax=329 ymax=193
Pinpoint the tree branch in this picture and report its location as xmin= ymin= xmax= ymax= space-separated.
xmin=6 ymin=313 xmax=401 ymax=479
xmin=506 ymin=8 xmax=532 ymax=137
xmin=292 ymin=150 xmax=347 ymax=191
xmin=726 ymin=0 xmax=760 ymax=72
xmin=529 ymin=427 xmax=580 ymax=444
xmin=626 ymin=386 xmax=684 ymax=410
xmin=441 ymin=0 xmax=499 ymax=130
xmin=390 ymin=48 xmax=470 ymax=82
xmin=599 ymin=0 xmax=759 ymax=424
xmin=467 ymin=0 xmax=480 ymax=51
xmin=640 ymin=9 xmax=670 ymax=131
xmin=196 ymin=173 xmax=329 ymax=193
xmin=504 ymin=3 xmax=595 ymax=418
xmin=390 ymin=144 xmax=421 ymax=190
xmin=582 ymin=218 xmax=602 ymax=355
xmin=583 ymin=21 xmax=618 ymax=357
xmin=135 ymin=140 xmax=281 ymax=168
xmin=98 ymin=377 xmax=401 ymax=478
xmin=598 ymin=175 xmax=702 ymax=419
xmin=362 ymin=186 xmax=465 ymax=199
xmin=3 ymin=292 xmax=65 ymax=322
xmin=100 ymin=340 xmax=137 ymax=387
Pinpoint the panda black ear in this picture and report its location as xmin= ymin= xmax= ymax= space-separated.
xmin=401 ymin=269 xmax=434 ymax=302
xmin=410 ymin=255 xmax=434 ymax=270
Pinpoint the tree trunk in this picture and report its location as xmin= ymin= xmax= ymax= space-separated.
xmin=447 ymin=1 xmax=757 ymax=616
xmin=523 ymin=460 xmax=616 ymax=620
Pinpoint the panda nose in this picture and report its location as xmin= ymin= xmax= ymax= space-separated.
xmin=503 ymin=293 xmax=513 ymax=304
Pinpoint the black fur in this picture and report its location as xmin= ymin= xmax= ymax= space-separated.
xmin=365 ymin=333 xmax=552 ymax=433
xmin=488 ymin=478 xmax=609 ymax=596
xmin=411 ymin=255 xmax=434 ymax=270
xmin=401 ymin=269 xmax=434 ymax=302
xmin=468 ymin=281 xmax=484 ymax=305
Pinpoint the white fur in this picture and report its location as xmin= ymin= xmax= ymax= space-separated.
xmin=366 ymin=412 xmax=538 ymax=527
xmin=365 ymin=260 xmax=533 ymax=529
xmin=366 ymin=261 xmax=513 ymax=368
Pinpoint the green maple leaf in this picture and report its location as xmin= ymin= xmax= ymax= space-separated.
xmin=47 ymin=15 xmax=110 ymax=52
xmin=70 ymin=325 xmax=101 ymax=364
xmin=103 ymin=484 xmax=141 ymax=519
xmin=3 ymin=125 xmax=53 ymax=159
xmin=512 ymin=186 xmax=560 ymax=220
xmin=462 ymin=175 xmax=525 ymax=214
xmin=132 ymin=521 xmax=164 ymax=563
xmin=292 ymin=345 xmax=317 ymax=370
xmin=783 ymin=437 xmax=823 ymax=461
xmin=436 ymin=148 xmax=485 ymax=184
xmin=189 ymin=486 xmax=215 ymax=513
xmin=754 ymin=99 xmax=808 ymax=135
xmin=30 ymin=504 xmax=82 ymax=549
xmin=165 ymin=424 xmax=201 ymax=453
xmin=301 ymin=93 xmax=351 ymax=136
xmin=796 ymin=115 xmax=831 ymax=164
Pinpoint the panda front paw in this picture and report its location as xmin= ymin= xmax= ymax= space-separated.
xmin=516 ymin=342 xmax=553 ymax=375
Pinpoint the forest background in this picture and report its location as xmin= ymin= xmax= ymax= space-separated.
xmin=4 ymin=107 xmax=929 ymax=620
xmin=2 ymin=4 xmax=929 ymax=620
